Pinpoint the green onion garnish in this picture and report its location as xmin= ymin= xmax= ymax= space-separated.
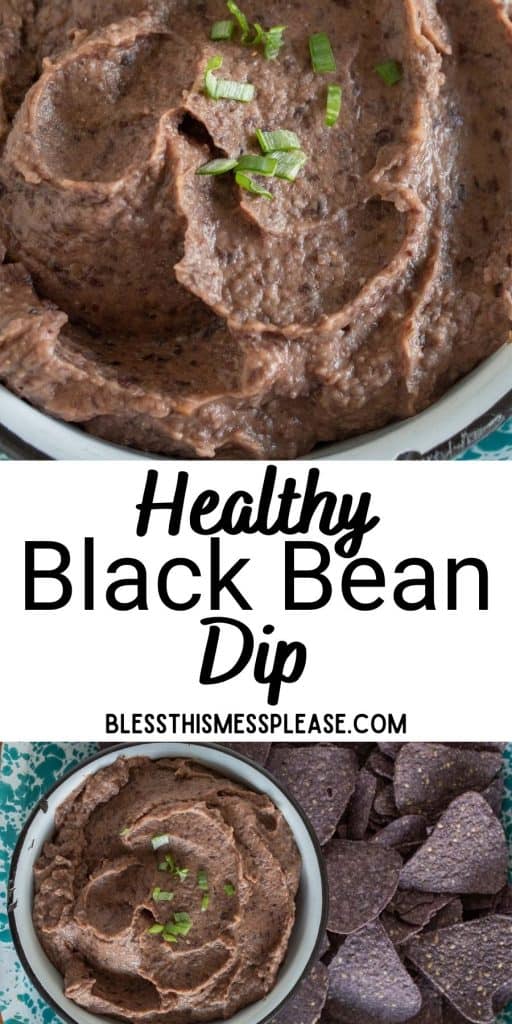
xmin=163 ymin=932 xmax=178 ymax=943
xmin=197 ymin=868 xmax=209 ymax=891
xmin=204 ymin=55 xmax=223 ymax=98
xmin=175 ymin=866 xmax=190 ymax=882
xmin=201 ymin=893 xmax=210 ymax=912
xmin=151 ymin=834 xmax=170 ymax=851
xmin=309 ymin=32 xmax=336 ymax=74
xmin=235 ymin=171 xmax=273 ymax=200
xmin=224 ymin=883 xmax=236 ymax=896
xmin=325 ymin=84 xmax=342 ymax=126
xmin=237 ymin=154 xmax=278 ymax=176
xmin=211 ymin=19 xmax=235 ymax=40
xmin=147 ymin=923 xmax=165 ymax=935
xmin=375 ymin=60 xmax=403 ymax=86
xmin=216 ymin=78 xmax=255 ymax=102
xmin=164 ymin=912 xmax=192 ymax=937
xmin=256 ymin=129 xmax=301 ymax=154
xmin=263 ymin=25 xmax=287 ymax=60
xmin=204 ymin=56 xmax=255 ymax=102
xmin=197 ymin=158 xmax=239 ymax=176
xmin=152 ymin=887 xmax=174 ymax=902
xmin=226 ymin=0 xmax=250 ymax=42
xmin=267 ymin=150 xmax=307 ymax=181
xmin=119 ymin=827 xmax=130 ymax=837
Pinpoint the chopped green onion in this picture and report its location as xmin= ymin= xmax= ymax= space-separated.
xmin=267 ymin=149 xmax=307 ymax=181
xmin=204 ymin=55 xmax=254 ymax=102
xmin=256 ymin=129 xmax=301 ymax=153
xmin=264 ymin=25 xmax=286 ymax=60
xmin=375 ymin=60 xmax=403 ymax=86
xmin=151 ymin=834 xmax=170 ymax=851
xmin=237 ymin=154 xmax=278 ymax=176
xmin=175 ymin=866 xmax=190 ymax=882
xmin=224 ymin=883 xmax=236 ymax=896
xmin=249 ymin=22 xmax=265 ymax=46
xmin=235 ymin=171 xmax=273 ymax=200
xmin=119 ymin=827 xmax=130 ymax=837
xmin=211 ymin=19 xmax=235 ymax=40
xmin=152 ymin=887 xmax=174 ymax=902
xmin=201 ymin=893 xmax=210 ymax=912
xmin=147 ymin=923 xmax=165 ymax=935
xmin=326 ymin=84 xmax=342 ymax=126
xmin=197 ymin=868 xmax=209 ymax=891
xmin=165 ymin=912 xmax=192 ymax=936
xmin=158 ymin=861 xmax=168 ymax=872
xmin=215 ymin=78 xmax=255 ymax=102
xmin=309 ymin=32 xmax=336 ymax=74
xmin=227 ymin=0 xmax=250 ymax=42
xmin=163 ymin=932 xmax=178 ymax=943
xmin=204 ymin=55 xmax=223 ymax=98
xmin=197 ymin=158 xmax=239 ymax=176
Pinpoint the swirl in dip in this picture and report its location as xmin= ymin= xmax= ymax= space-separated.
xmin=32 ymin=756 xmax=301 ymax=1022
xmin=0 ymin=0 xmax=511 ymax=457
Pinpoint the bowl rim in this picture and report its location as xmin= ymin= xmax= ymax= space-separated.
xmin=8 ymin=741 xmax=329 ymax=1024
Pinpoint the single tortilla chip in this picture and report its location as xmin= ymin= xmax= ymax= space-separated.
xmin=399 ymin=793 xmax=508 ymax=895
xmin=392 ymin=892 xmax=454 ymax=928
xmin=327 ymin=920 xmax=422 ymax=1024
xmin=371 ymin=815 xmax=427 ymax=851
xmin=394 ymin=745 xmax=502 ymax=817
xmin=347 ymin=769 xmax=378 ymax=840
xmin=326 ymin=840 xmax=402 ymax=934
xmin=405 ymin=916 xmax=512 ymax=1024
xmin=269 ymin=961 xmax=328 ymax=1024
xmin=409 ymin=979 xmax=443 ymax=1024
xmin=267 ymin=746 xmax=358 ymax=845
xmin=224 ymin=742 xmax=271 ymax=765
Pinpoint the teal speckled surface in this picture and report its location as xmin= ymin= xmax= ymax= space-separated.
xmin=1 ymin=743 xmax=511 ymax=1023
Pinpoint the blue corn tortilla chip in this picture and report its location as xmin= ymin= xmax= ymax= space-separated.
xmin=399 ymin=793 xmax=508 ymax=895
xmin=367 ymin=751 xmax=395 ymax=780
xmin=408 ymin=979 xmax=443 ymax=1024
xmin=426 ymin=898 xmax=463 ymax=931
xmin=326 ymin=840 xmax=402 ymax=934
xmin=405 ymin=916 xmax=512 ymax=1023
xmin=373 ymin=782 xmax=399 ymax=821
xmin=267 ymin=746 xmax=358 ymax=845
xmin=347 ymin=769 xmax=378 ymax=840
xmin=394 ymin=745 xmax=502 ymax=818
xmin=481 ymin=775 xmax=504 ymax=818
xmin=371 ymin=815 xmax=427 ymax=852
xmin=269 ymin=961 xmax=328 ymax=1024
xmin=224 ymin=742 xmax=271 ymax=765
xmin=327 ymin=920 xmax=422 ymax=1024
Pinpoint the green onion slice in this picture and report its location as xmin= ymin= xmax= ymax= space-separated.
xmin=235 ymin=171 xmax=273 ymax=199
xmin=309 ymin=32 xmax=336 ymax=74
xmin=237 ymin=154 xmax=278 ymax=175
xmin=175 ymin=866 xmax=190 ymax=882
xmin=256 ymin=129 xmax=301 ymax=153
xmin=226 ymin=0 xmax=250 ymax=42
xmin=326 ymin=84 xmax=342 ymax=126
xmin=197 ymin=868 xmax=209 ymax=891
xmin=197 ymin=158 xmax=239 ymax=176
xmin=201 ymin=893 xmax=211 ymax=912
xmin=224 ymin=883 xmax=236 ymax=896
xmin=204 ymin=55 xmax=223 ymax=98
xmin=152 ymin=887 xmax=174 ymax=902
xmin=151 ymin=834 xmax=170 ymax=851
xmin=165 ymin=912 xmax=192 ymax=936
xmin=147 ymin=923 xmax=165 ymax=934
xmin=267 ymin=149 xmax=307 ymax=181
xmin=215 ymin=78 xmax=255 ymax=102
xmin=264 ymin=25 xmax=286 ymax=60
xmin=375 ymin=59 xmax=403 ymax=86
xmin=211 ymin=19 xmax=235 ymax=40
xmin=163 ymin=932 xmax=178 ymax=943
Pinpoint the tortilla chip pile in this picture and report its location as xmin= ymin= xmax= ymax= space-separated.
xmin=239 ymin=743 xmax=511 ymax=1024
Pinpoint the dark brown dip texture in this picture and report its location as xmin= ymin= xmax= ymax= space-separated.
xmin=0 ymin=0 xmax=512 ymax=457
xmin=32 ymin=756 xmax=301 ymax=1022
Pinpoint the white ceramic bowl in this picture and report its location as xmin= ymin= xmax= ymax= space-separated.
xmin=1 ymin=346 xmax=511 ymax=460
xmin=8 ymin=742 xmax=328 ymax=1024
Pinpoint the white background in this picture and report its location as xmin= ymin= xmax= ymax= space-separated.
xmin=0 ymin=461 xmax=509 ymax=741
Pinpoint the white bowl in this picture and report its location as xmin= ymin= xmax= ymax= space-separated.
xmin=0 ymin=346 xmax=511 ymax=460
xmin=8 ymin=742 xmax=328 ymax=1024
